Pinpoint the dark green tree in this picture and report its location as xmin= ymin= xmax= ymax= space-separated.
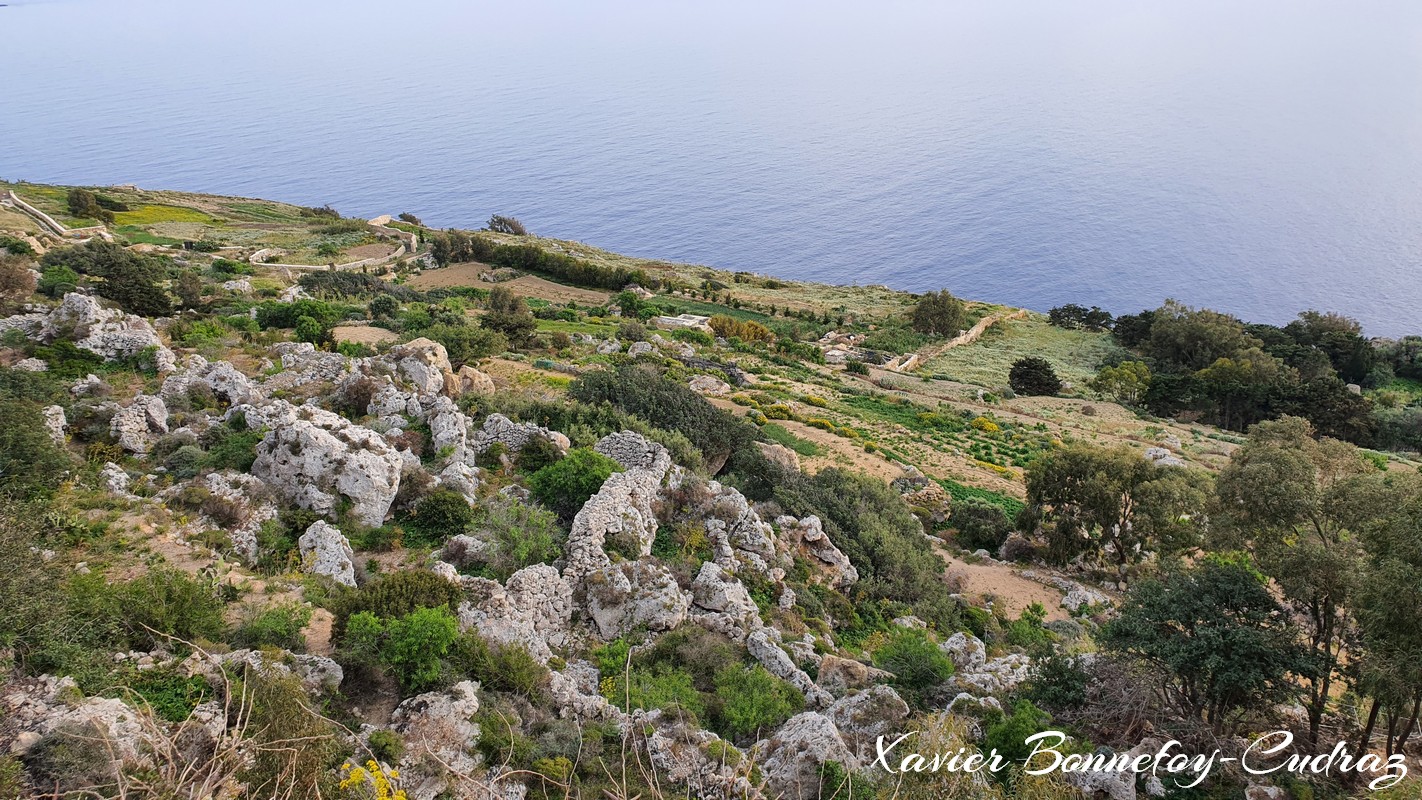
xmin=1102 ymin=554 xmax=1310 ymax=735
xmin=1008 ymin=356 xmax=1062 ymax=396
xmin=908 ymin=290 xmax=966 ymax=337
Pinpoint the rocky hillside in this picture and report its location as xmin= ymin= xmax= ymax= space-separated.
xmin=1 ymin=184 xmax=1419 ymax=800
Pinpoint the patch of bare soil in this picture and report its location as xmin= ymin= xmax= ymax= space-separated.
xmin=332 ymin=324 xmax=399 ymax=346
xmin=934 ymin=542 xmax=1069 ymax=622
xmin=344 ymin=243 xmax=395 ymax=260
xmin=411 ymin=261 xmax=611 ymax=305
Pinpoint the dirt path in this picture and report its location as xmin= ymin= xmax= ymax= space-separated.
xmin=935 ymin=542 xmax=1069 ymax=622
xmin=886 ymin=309 xmax=1029 ymax=372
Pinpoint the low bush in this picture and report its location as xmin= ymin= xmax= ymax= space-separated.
xmin=528 ymin=448 xmax=620 ymax=521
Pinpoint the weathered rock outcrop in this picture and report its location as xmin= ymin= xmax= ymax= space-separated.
xmin=816 ymin=655 xmax=894 ymax=696
xmin=38 ymin=293 xmax=176 ymax=371
xmin=775 ymin=515 xmax=857 ymax=589
xmin=689 ymin=561 xmax=761 ymax=641
xmin=748 ymin=629 xmax=832 ymax=709
xmin=458 ymin=564 xmax=573 ymax=663
xmin=241 ymin=400 xmax=403 ymax=526
xmin=160 ymin=355 xmax=263 ymax=407
xmin=197 ymin=471 xmax=279 ymax=562
xmin=634 ymin=708 xmax=754 ymax=800
xmin=585 ymin=561 xmax=689 ymax=640
xmin=941 ymin=632 xmax=1031 ymax=696
xmin=756 ymin=712 xmax=856 ymax=800
xmin=261 ymin=342 xmax=353 ymax=392
xmin=390 ymin=680 xmax=483 ymax=800
xmin=298 ymin=520 xmax=356 ymax=586
xmin=563 ymin=435 xmax=672 ymax=585
xmin=42 ymin=404 xmax=66 ymax=444
xmin=825 ymin=685 xmax=910 ymax=764
xmin=701 ymin=481 xmax=779 ymax=578
xmin=386 ymin=337 xmax=452 ymax=395
xmin=471 ymin=413 xmax=571 ymax=458
xmin=110 ymin=394 xmax=168 ymax=454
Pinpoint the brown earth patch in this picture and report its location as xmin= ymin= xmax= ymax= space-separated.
xmin=332 ymin=325 xmax=399 ymax=346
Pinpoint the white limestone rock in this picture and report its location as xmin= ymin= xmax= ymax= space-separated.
xmin=109 ymin=394 xmax=168 ymax=454
xmin=42 ymin=404 xmax=66 ymax=445
xmin=243 ymin=400 xmax=404 ymax=527
xmin=298 ymin=520 xmax=356 ymax=587
xmin=826 ymin=685 xmax=911 ymax=764
xmin=756 ymin=712 xmax=856 ymax=800
xmin=391 ymin=680 xmax=483 ymax=800
xmin=12 ymin=357 xmax=47 ymax=372
xmin=776 ymin=515 xmax=858 ymax=589
xmin=585 ymin=561 xmax=689 ymax=640
xmin=39 ymin=293 xmax=175 ymax=371
xmin=386 ymin=337 xmax=453 ymax=395
xmin=471 ymin=413 xmax=571 ymax=457
xmin=160 ymin=355 xmax=263 ymax=407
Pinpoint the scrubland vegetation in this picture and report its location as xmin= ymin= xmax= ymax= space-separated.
xmin=0 ymin=181 xmax=1420 ymax=799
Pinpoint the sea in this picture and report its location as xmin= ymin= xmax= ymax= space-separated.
xmin=3 ymin=0 xmax=1420 ymax=336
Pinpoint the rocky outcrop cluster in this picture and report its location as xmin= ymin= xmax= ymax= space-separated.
xmin=457 ymin=564 xmax=574 ymax=663
xmin=775 ymin=515 xmax=858 ymax=589
xmin=471 ymin=413 xmax=571 ymax=457
xmin=240 ymin=400 xmax=405 ymax=527
xmin=35 ymin=292 xmax=176 ymax=371
xmin=161 ymin=354 xmax=263 ymax=407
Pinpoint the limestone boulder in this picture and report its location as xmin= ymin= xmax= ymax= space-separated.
xmin=42 ymin=404 xmax=66 ymax=445
xmin=776 ymin=515 xmax=857 ymax=589
xmin=816 ymin=655 xmax=894 ymax=696
xmin=387 ymin=337 xmax=452 ymax=395
xmin=298 ymin=520 xmax=356 ymax=587
xmin=391 ymin=680 xmax=483 ymax=800
xmin=243 ymin=400 xmax=404 ymax=526
xmin=471 ymin=413 xmax=571 ymax=457
xmin=826 ymin=685 xmax=911 ymax=764
xmin=757 ymin=712 xmax=856 ymax=800
xmin=585 ymin=561 xmax=689 ymax=640
xmin=160 ymin=355 xmax=263 ymax=407
xmin=110 ymin=394 xmax=168 ymax=454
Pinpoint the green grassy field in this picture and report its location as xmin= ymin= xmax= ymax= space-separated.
xmin=112 ymin=204 xmax=215 ymax=226
xmin=925 ymin=316 xmax=1127 ymax=389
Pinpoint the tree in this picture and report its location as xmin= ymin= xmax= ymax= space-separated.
xmin=1284 ymin=310 xmax=1375 ymax=383
xmin=293 ymin=315 xmax=325 ymax=345
xmin=1101 ymin=554 xmax=1310 ymax=735
xmin=1344 ymin=473 xmax=1422 ymax=757
xmin=0 ymin=254 xmax=37 ymax=313
xmin=487 ymin=215 xmax=528 ymax=236
xmin=947 ymin=497 xmax=1012 ymax=552
xmin=41 ymin=241 xmax=170 ymax=316
xmin=908 ymin=290 xmax=966 ymax=337
xmin=66 ymin=188 xmax=114 ymax=224
xmin=1213 ymin=415 xmax=1373 ymax=745
xmin=368 ymin=295 xmax=398 ymax=319
xmin=1008 ymin=356 xmax=1061 ymax=396
xmin=419 ymin=323 xmax=505 ymax=367
xmin=1193 ymin=348 xmax=1292 ymax=431
xmin=397 ymin=212 xmax=423 ymax=226
xmin=174 ymin=269 xmax=204 ymax=309
xmin=1047 ymin=304 xmax=1113 ymax=331
xmin=480 ymin=286 xmax=536 ymax=346
xmin=1088 ymin=360 xmax=1150 ymax=405
xmin=1146 ymin=299 xmax=1261 ymax=372
xmin=1024 ymin=443 xmax=1211 ymax=578
xmin=527 ymin=448 xmax=620 ymax=521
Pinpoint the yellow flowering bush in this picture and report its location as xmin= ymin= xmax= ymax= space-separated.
xmin=340 ymin=759 xmax=407 ymax=800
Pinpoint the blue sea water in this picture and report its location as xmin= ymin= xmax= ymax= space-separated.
xmin=2 ymin=0 xmax=1420 ymax=335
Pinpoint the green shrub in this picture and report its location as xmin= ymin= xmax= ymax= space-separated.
xmin=118 ymin=665 xmax=212 ymax=722
xmin=713 ymin=665 xmax=803 ymax=738
xmin=119 ymin=568 xmax=227 ymax=650
xmin=406 ymin=488 xmax=475 ymax=546
xmin=418 ymin=323 xmax=506 ymax=367
xmin=333 ymin=569 xmax=462 ymax=640
xmin=948 ymin=497 xmax=1013 ymax=553
xmin=475 ymin=497 xmax=562 ymax=580
xmin=983 ymin=700 xmax=1051 ymax=769
xmin=451 ymin=631 xmax=549 ymax=697
xmin=232 ymin=602 xmax=313 ymax=651
xmin=164 ymin=444 xmax=208 ymax=479
xmin=382 ymin=606 xmax=459 ymax=691
xmin=201 ymin=418 xmax=263 ymax=472
xmin=528 ymin=447 xmax=620 ymax=520
xmin=38 ymin=264 xmax=80 ymax=297
xmin=367 ymin=730 xmax=405 ymax=764
xmin=604 ymin=665 xmax=705 ymax=720
xmin=515 ymin=434 xmax=564 ymax=474
xmin=0 ymin=397 xmax=71 ymax=499
xmin=872 ymin=629 xmax=954 ymax=704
